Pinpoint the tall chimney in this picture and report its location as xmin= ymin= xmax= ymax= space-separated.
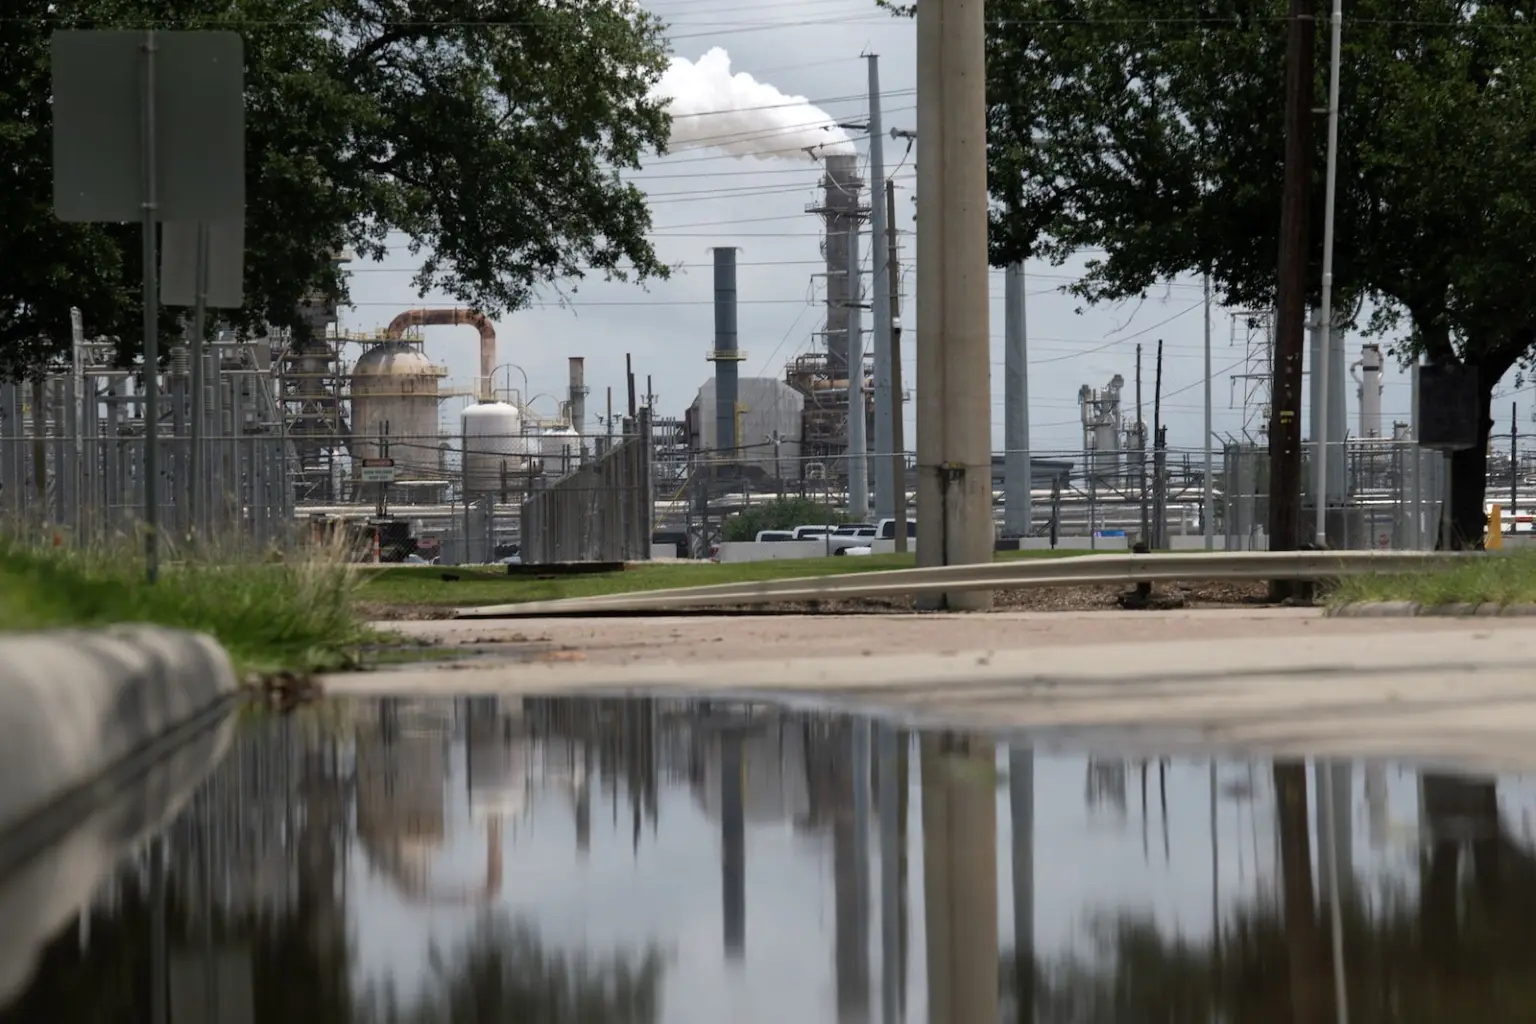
xmin=568 ymin=357 xmax=587 ymax=448
xmin=1359 ymin=343 xmax=1383 ymax=439
xmin=820 ymin=154 xmax=864 ymax=376
xmin=709 ymin=248 xmax=744 ymax=458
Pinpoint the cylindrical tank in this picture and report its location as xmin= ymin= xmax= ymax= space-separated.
xmin=350 ymin=342 xmax=444 ymax=479
xmin=541 ymin=425 xmax=581 ymax=477
xmin=462 ymin=401 xmax=526 ymax=495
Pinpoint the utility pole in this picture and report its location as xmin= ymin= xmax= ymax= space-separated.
xmin=1512 ymin=401 xmax=1519 ymax=519
xmin=375 ymin=422 xmax=389 ymax=519
xmin=847 ymin=217 xmax=869 ymax=520
xmin=1270 ymin=0 xmax=1317 ymax=573
xmin=1203 ymin=274 xmax=1215 ymax=550
xmin=768 ymin=430 xmax=784 ymax=495
xmin=1004 ymin=262 xmax=1031 ymax=539
xmin=915 ymin=0 xmax=992 ymax=611
xmin=1136 ymin=343 xmax=1148 ymax=543
xmin=1313 ymin=0 xmax=1344 ymax=548
xmin=866 ymin=53 xmax=894 ymax=520
xmin=1153 ymin=340 xmax=1164 ymax=550
xmin=887 ymin=180 xmax=909 ymax=553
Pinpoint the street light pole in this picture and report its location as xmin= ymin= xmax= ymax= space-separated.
xmin=1313 ymin=0 xmax=1343 ymax=548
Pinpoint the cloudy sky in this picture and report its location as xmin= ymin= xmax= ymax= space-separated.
xmin=341 ymin=0 xmax=1528 ymax=464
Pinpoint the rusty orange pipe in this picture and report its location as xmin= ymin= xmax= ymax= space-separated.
xmin=384 ymin=308 xmax=497 ymax=401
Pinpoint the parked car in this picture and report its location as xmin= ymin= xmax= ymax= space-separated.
xmin=755 ymin=530 xmax=795 ymax=543
xmin=828 ymin=525 xmax=878 ymax=554
xmin=792 ymin=524 xmax=836 ymax=540
xmin=878 ymin=518 xmax=917 ymax=540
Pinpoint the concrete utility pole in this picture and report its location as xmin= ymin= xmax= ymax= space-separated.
xmin=1313 ymin=0 xmax=1344 ymax=548
xmin=847 ymin=221 xmax=869 ymax=520
xmin=866 ymin=53 xmax=895 ymax=520
xmin=1004 ymin=263 xmax=1031 ymax=539
xmin=1269 ymin=0 xmax=1317 ymax=572
xmin=887 ymin=180 xmax=909 ymax=553
xmin=915 ymin=0 xmax=992 ymax=609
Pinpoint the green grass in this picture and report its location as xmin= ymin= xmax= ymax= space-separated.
xmin=0 ymin=537 xmax=368 ymax=673
xmin=1329 ymin=550 xmax=1536 ymax=608
xmin=357 ymin=548 xmax=1097 ymax=608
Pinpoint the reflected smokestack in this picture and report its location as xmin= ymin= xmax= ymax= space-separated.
xmin=1010 ymin=746 xmax=1035 ymax=1023
xmin=721 ymin=730 xmax=746 ymax=960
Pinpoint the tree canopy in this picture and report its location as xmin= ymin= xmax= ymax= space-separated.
xmin=0 ymin=0 xmax=674 ymax=378
xmin=886 ymin=0 xmax=1536 ymax=540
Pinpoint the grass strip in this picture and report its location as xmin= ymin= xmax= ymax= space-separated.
xmin=0 ymin=537 xmax=366 ymax=674
xmin=357 ymin=548 xmax=1100 ymax=608
xmin=1329 ymin=550 xmax=1536 ymax=609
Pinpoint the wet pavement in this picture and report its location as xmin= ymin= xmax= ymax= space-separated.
xmin=5 ymin=695 xmax=1536 ymax=1023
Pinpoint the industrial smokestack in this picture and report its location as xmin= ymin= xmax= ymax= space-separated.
xmin=652 ymin=49 xmax=855 ymax=160
xmin=709 ymin=248 xmax=743 ymax=458
xmin=384 ymin=308 xmax=497 ymax=402
xmin=1358 ymin=343 xmax=1384 ymax=439
xmin=820 ymin=154 xmax=864 ymax=375
xmin=568 ymin=357 xmax=587 ymax=448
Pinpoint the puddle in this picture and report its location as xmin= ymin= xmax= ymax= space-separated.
xmin=5 ymin=695 xmax=1536 ymax=1022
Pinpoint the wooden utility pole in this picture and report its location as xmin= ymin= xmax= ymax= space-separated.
xmin=1269 ymin=0 xmax=1318 ymax=569
xmin=887 ymin=180 xmax=909 ymax=553
xmin=1136 ymin=343 xmax=1148 ymax=543
xmin=1153 ymin=339 xmax=1165 ymax=550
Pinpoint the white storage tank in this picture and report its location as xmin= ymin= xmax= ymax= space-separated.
xmin=461 ymin=401 xmax=527 ymax=495
xmin=541 ymin=425 xmax=581 ymax=477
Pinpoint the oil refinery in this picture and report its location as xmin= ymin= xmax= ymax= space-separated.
xmin=0 ymin=152 xmax=1466 ymax=563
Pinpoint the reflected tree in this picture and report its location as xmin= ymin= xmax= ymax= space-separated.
xmin=359 ymin=916 xmax=665 ymax=1024
xmin=1026 ymin=772 xmax=1536 ymax=1023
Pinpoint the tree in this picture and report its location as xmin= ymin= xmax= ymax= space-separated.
xmin=903 ymin=0 xmax=1536 ymax=546
xmin=0 ymin=0 xmax=673 ymax=379
xmin=722 ymin=496 xmax=847 ymax=541
xmin=359 ymin=916 xmax=665 ymax=1024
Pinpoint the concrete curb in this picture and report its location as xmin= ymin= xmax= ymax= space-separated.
xmin=1327 ymin=601 xmax=1536 ymax=618
xmin=0 ymin=625 xmax=237 ymax=840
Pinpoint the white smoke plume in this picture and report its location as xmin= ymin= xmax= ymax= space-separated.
xmin=651 ymin=48 xmax=855 ymax=160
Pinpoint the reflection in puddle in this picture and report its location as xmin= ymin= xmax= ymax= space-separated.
xmin=5 ymin=695 xmax=1536 ymax=1022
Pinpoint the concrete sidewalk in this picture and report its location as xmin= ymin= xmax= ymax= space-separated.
xmin=375 ymin=606 xmax=1534 ymax=666
xmin=338 ymin=610 xmax=1536 ymax=773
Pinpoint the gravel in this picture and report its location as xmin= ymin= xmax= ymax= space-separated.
xmin=362 ymin=580 xmax=1274 ymax=620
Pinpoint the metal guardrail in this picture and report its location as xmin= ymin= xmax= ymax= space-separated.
xmin=453 ymin=550 xmax=1470 ymax=619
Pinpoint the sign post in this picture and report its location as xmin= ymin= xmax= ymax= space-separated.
xmin=360 ymin=457 xmax=395 ymax=519
xmin=162 ymin=220 xmax=245 ymax=544
xmin=52 ymin=29 xmax=245 ymax=582
xmin=358 ymin=458 xmax=397 ymax=485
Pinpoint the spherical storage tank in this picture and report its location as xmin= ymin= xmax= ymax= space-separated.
xmin=541 ymin=426 xmax=581 ymax=476
xmin=350 ymin=342 xmax=445 ymax=479
xmin=462 ymin=401 xmax=529 ymax=495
